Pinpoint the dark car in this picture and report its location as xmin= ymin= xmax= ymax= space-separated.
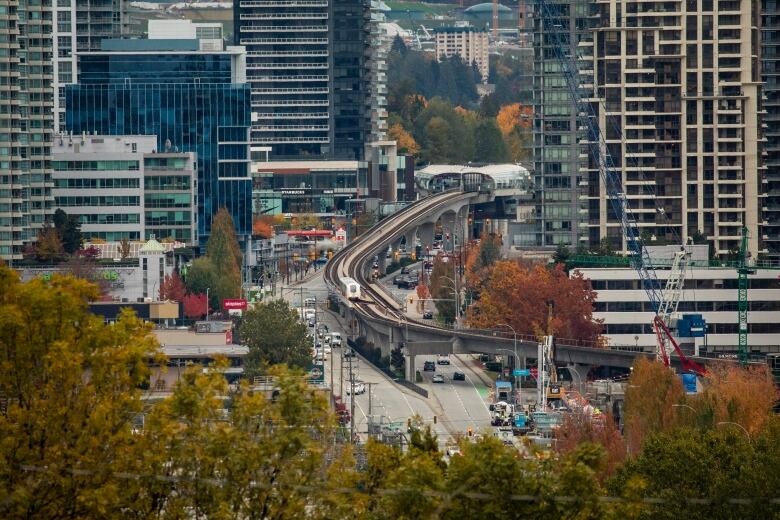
xmin=423 ymin=361 xmax=436 ymax=371
xmin=400 ymin=266 xmax=410 ymax=274
xmin=453 ymin=371 xmax=466 ymax=381
xmin=422 ymin=310 xmax=433 ymax=319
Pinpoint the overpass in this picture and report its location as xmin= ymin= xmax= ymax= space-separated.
xmin=323 ymin=189 xmax=723 ymax=381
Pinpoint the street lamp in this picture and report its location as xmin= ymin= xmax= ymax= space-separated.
xmin=717 ymin=421 xmax=751 ymax=444
xmin=496 ymin=323 xmax=518 ymax=397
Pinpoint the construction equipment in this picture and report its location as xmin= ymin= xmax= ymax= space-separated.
xmin=492 ymin=0 xmax=498 ymax=39
xmin=737 ymin=227 xmax=756 ymax=366
xmin=536 ymin=1 xmax=706 ymax=375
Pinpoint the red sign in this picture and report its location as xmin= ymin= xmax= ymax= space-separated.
xmin=530 ymin=368 xmax=539 ymax=379
xmin=223 ymin=299 xmax=248 ymax=310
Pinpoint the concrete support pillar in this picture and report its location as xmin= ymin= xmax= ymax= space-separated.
xmin=418 ymin=222 xmax=435 ymax=251
xmin=376 ymin=254 xmax=387 ymax=277
xmin=406 ymin=352 xmax=416 ymax=381
xmin=565 ymin=363 xmax=589 ymax=395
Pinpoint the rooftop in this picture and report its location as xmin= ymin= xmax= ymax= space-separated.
xmin=160 ymin=345 xmax=249 ymax=358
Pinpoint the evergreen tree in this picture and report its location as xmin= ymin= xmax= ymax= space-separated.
xmin=473 ymin=119 xmax=510 ymax=163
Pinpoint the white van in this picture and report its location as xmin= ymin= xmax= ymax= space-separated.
xmin=330 ymin=332 xmax=342 ymax=347
xmin=304 ymin=297 xmax=316 ymax=307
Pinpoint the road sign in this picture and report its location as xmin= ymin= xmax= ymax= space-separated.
xmin=513 ymin=369 xmax=530 ymax=377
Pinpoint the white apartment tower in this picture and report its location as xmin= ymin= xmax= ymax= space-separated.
xmin=434 ymin=27 xmax=490 ymax=82
xmin=580 ymin=0 xmax=764 ymax=257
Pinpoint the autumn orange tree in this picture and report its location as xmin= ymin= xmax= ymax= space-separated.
xmin=622 ymin=357 xmax=686 ymax=454
xmin=555 ymin=411 xmax=626 ymax=481
xmin=465 ymin=260 xmax=602 ymax=342
xmin=252 ymin=217 xmax=274 ymax=239
xmin=696 ymin=362 xmax=779 ymax=435
xmin=388 ymin=122 xmax=420 ymax=156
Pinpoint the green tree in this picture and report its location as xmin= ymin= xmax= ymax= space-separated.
xmin=473 ymin=118 xmax=510 ymax=163
xmin=53 ymin=208 xmax=83 ymax=254
xmin=390 ymin=345 xmax=405 ymax=373
xmin=553 ymin=242 xmax=571 ymax=264
xmin=240 ymin=299 xmax=313 ymax=374
xmin=0 ymin=266 xmax=161 ymax=518
xmin=208 ymin=207 xmax=243 ymax=271
xmin=422 ymin=116 xmax=453 ymax=163
xmin=184 ymin=256 xmax=217 ymax=307
xmin=429 ymin=257 xmax=456 ymax=325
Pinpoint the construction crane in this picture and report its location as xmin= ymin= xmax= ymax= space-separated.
xmin=737 ymin=227 xmax=755 ymax=367
xmin=492 ymin=0 xmax=499 ymax=40
xmin=536 ymin=1 xmax=706 ymax=375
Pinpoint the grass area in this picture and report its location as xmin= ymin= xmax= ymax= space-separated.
xmin=385 ymin=0 xmax=455 ymax=15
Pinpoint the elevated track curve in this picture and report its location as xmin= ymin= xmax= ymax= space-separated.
xmin=323 ymin=190 xmax=721 ymax=378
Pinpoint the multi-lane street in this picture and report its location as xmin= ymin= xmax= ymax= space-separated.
xmin=277 ymin=270 xmax=492 ymax=443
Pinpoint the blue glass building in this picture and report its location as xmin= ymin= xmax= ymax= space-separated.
xmin=65 ymin=40 xmax=252 ymax=246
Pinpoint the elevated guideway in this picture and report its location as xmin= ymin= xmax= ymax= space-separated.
xmin=324 ymin=189 xmax=724 ymax=380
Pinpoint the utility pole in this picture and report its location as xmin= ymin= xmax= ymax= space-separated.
xmin=365 ymin=381 xmax=378 ymax=437
xmin=348 ymin=353 xmax=356 ymax=443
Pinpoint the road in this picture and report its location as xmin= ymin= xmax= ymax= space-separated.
xmin=276 ymin=270 xmax=493 ymax=443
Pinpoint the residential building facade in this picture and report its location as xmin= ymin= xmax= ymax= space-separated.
xmin=52 ymin=134 xmax=197 ymax=243
xmin=233 ymin=0 xmax=375 ymax=161
xmin=763 ymin=0 xmax=780 ymax=259
xmin=0 ymin=0 xmax=55 ymax=262
xmin=580 ymin=0 xmax=764 ymax=257
xmin=64 ymin=38 xmax=252 ymax=247
xmin=531 ymin=0 xmax=592 ymax=249
xmin=434 ymin=27 xmax=489 ymax=82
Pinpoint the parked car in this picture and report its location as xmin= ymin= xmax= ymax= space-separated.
xmin=437 ymin=355 xmax=450 ymax=365
xmin=423 ymin=361 xmax=435 ymax=371
xmin=422 ymin=310 xmax=433 ymax=319
xmin=453 ymin=371 xmax=466 ymax=381
xmin=330 ymin=332 xmax=343 ymax=347
xmin=432 ymin=374 xmax=445 ymax=383
xmin=308 ymin=318 xmax=316 ymax=327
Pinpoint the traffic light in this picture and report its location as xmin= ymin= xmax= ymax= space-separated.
xmin=407 ymin=418 xmax=412 ymax=428
xmin=467 ymin=426 xmax=473 ymax=437
xmin=433 ymin=416 xmax=437 ymax=424
xmin=408 ymin=296 xmax=414 ymax=305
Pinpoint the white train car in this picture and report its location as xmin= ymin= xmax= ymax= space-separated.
xmin=339 ymin=277 xmax=361 ymax=301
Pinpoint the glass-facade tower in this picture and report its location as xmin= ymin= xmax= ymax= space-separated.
xmin=763 ymin=0 xmax=780 ymax=259
xmin=532 ymin=0 xmax=592 ymax=248
xmin=65 ymin=43 xmax=252 ymax=245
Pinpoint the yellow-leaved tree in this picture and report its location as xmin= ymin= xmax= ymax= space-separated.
xmin=388 ymin=122 xmax=420 ymax=156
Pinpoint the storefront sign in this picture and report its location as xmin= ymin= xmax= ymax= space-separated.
xmin=223 ymin=299 xmax=248 ymax=310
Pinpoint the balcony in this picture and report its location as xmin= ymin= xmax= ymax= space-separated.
xmin=254 ymin=112 xmax=328 ymax=119
xmin=240 ymin=0 xmax=327 ymax=5
xmin=248 ymin=50 xmax=329 ymax=57
xmin=255 ymin=124 xmax=329 ymax=131
xmin=253 ymin=136 xmax=329 ymax=143
xmin=248 ymin=75 xmax=328 ymax=82
xmin=240 ymin=25 xmax=327 ymax=32
xmin=240 ymin=37 xmax=328 ymax=45
xmin=246 ymin=63 xmax=328 ymax=70
xmin=254 ymin=87 xmax=329 ymax=95
xmin=240 ymin=12 xmax=327 ymax=19
xmin=252 ymin=99 xmax=329 ymax=106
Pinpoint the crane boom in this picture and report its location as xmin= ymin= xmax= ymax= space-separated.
xmin=536 ymin=0 xmax=705 ymax=375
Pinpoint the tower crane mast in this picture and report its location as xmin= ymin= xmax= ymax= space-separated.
xmin=535 ymin=0 xmax=705 ymax=375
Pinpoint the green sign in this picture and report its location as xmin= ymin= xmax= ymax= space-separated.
xmin=308 ymin=362 xmax=325 ymax=384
